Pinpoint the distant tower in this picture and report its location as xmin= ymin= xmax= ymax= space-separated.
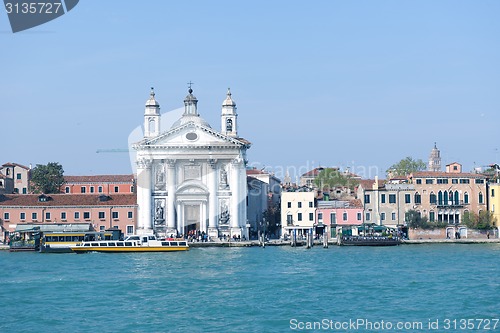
xmin=221 ymin=88 xmax=238 ymax=137
xmin=144 ymin=87 xmax=160 ymax=138
xmin=183 ymin=85 xmax=199 ymax=116
xmin=428 ymin=142 xmax=441 ymax=172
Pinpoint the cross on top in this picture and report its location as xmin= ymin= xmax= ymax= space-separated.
xmin=187 ymin=81 xmax=194 ymax=89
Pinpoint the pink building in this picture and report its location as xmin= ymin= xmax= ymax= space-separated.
xmin=0 ymin=193 xmax=137 ymax=242
xmin=62 ymin=175 xmax=135 ymax=195
xmin=316 ymin=200 xmax=363 ymax=226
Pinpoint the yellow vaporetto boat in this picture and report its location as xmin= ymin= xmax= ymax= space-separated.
xmin=70 ymin=235 xmax=189 ymax=253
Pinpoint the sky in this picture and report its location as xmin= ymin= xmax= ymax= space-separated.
xmin=1 ymin=0 xmax=499 ymax=180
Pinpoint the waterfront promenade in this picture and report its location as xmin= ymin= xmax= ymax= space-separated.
xmin=2 ymin=238 xmax=499 ymax=251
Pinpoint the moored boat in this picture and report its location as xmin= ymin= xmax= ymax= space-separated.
xmin=70 ymin=235 xmax=189 ymax=253
xmin=338 ymin=235 xmax=401 ymax=246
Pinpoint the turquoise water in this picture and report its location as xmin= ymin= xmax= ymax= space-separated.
xmin=1 ymin=244 xmax=499 ymax=333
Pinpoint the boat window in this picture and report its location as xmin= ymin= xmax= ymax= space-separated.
xmin=142 ymin=237 xmax=148 ymax=243
xmin=100 ymin=243 xmax=107 ymax=247
xmin=161 ymin=242 xmax=169 ymax=246
xmin=179 ymin=242 xmax=187 ymax=246
xmin=58 ymin=236 xmax=65 ymax=242
xmin=108 ymin=242 xmax=116 ymax=246
xmin=125 ymin=242 xmax=132 ymax=246
xmin=170 ymin=242 xmax=178 ymax=246
xmin=116 ymin=242 xmax=124 ymax=246
xmin=83 ymin=243 xmax=89 ymax=247
xmin=91 ymin=243 xmax=99 ymax=246
xmin=148 ymin=235 xmax=155 ymax=240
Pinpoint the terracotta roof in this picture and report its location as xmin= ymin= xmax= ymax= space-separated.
xmin=2 ymin=162 xmax=30 ymax=170
xmin=0 ymin=174 xmax=7 ymax=179
xmin=64 ymin=174 xmax=135 ymax=183
xmin=410 ymin=171 xmax=484 ymax=178
xmin=357 ymin=179 xmax=385 ymax=190
xmin=246 ymin=169 xmax=267 ymax=175
xmin=0 ymin=193 xmax=137 ymax=207
xmin=349 ymin=199 xmax=363 ymax=208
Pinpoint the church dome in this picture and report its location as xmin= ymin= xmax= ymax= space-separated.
xmin=170 ymin=115 xmax=212 ymax=129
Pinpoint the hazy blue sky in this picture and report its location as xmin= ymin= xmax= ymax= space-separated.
xmin=1 ymin=1 xmax=499 ymax=180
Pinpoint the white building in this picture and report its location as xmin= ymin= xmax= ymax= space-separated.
xmin=133 ymin=87 xmax=251 ymax=239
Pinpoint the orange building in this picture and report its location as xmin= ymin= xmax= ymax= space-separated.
xmin=0 ymin=193 xmax=137 ymax=242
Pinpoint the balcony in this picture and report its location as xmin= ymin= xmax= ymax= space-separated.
xmin=436 ymin=200 xmax=467 ymax=209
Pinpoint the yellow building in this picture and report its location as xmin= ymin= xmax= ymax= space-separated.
xmin=281 ymin=190 xmax=316 ymax=238
xmin=488 ymin=183 xmax=500 ymax=235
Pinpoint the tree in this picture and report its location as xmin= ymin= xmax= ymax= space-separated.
xmin=313 ymin=168 xmax=359 ymax=191
xmin=386 ymin=157 xmax=426 ymax=178
xmin=30 ymin=162 xmax=65 ymax=194
xmin=463 ymin=211 xmax=496 ymax=230
xmin=405 ymin=210 xmax=428 ymax=229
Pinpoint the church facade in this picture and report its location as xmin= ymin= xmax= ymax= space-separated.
xmin=133 ymin=87 xmax=250 ymax=239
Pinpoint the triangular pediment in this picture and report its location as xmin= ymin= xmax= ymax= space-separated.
xmin=134 ymin=121 xmax=247 ymax=148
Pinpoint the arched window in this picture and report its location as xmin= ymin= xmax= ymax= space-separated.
xmin=454 ymin=191 xmax=459 ymax=205
xmin=429 ymin=210 xmax=435 ymax=222
xmin=438 ymin=191 xmax=443 ymax=205
xmin=464 ymin=192 xmax=469 ymax=204
xmin=415 ymin=192 xmax=421 ymax=204
xmin=226 ymin=118 xmax=233 ymax=132
xmin=479 ymin=192 xmax=484 ymax=204
xmin=6 ymin=168 xmax=10 ymax=176
xmin=430 ymin=192 xmax=436 ymax=204
xmin=148 ymin=118 xmax=155 ymax=133
xmin=448 ymin=191 xmax=453 ymax=205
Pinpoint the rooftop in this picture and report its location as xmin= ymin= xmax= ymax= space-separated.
xmin=0 ymin=193 xmax=137 ymax=207
xmin=64 ymin=175 xmax=135 ymax=183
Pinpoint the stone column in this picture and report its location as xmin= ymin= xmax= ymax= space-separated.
xmin=230 ymin=158 xmax=241 ymax=237
xmin=207 ymin=159 xmax=218 ymax=238
xmin=166 ymin=159 xmax=177 ymax=237
xmin=136 ymin=158 xmax=153 ymax=234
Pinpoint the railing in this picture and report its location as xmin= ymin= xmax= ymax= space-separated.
xmin=436 ymin=200 xmax=468 ymax=208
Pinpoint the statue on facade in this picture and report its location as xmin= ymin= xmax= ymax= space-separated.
xmin=219 ymin=165 xmax=229 ymax=189
xmin=219 ymin=202 xmax=230 ymax=225
xmin=155 ymin=164 xmax=166 ymax=191
xmin=155 ymin=199 xmax=165 ymax=224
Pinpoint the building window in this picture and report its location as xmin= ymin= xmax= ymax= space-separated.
xmin=405 ymin=194 xmax=411 ymax=204
xmin=309 ymin=202 xmax=313 ymax=208
xmin=20 ymin=212 xmax=26 ymax=220
xmin=454 ymin=191 xmax=459 ymax=205
xmin=112 ymin=211 xmax=119 ymax=219
xmin=343 ymin=212 xmax=348 ymax=221
xmin=389 ymin=194 xmax=396 ymax=204
xmin=128 ymin=211 xmax=133 ymax=219
xmin=381 ymin=212 xmax=386 ymax=221
xmin=492 ymin=189 xmax=495 ymax=198
xmin=460 ymin=179 xmax=470 ymax=184
xmin=330 ymin=213 xmax=336 ymax=224
xmin=357 ymin=212 xmax=362 ymax=221
xmin=429 ymin=211 xmax=435 ymax=222
xmin=22 ymin=188 xmax=27 ymax=194
xmin=130 ymin=186 xmax=134 ymax=193
xmin=437 ymin=179 xmax=448 ymax=184
xmin=114 ymin=186 xmax=119 ymax=193
xmin=364 ymin=194 xmax=370 ymax=204
xmin=90 ymin=186 xmax=94 ymax=193
xmin=16 ymin=173 xmax=21 ymax=180
xmin=4 ymin=212 xmax=9 ymax=220
xmin=32 ymin=212 xmax=37 ymax=220
xmin=99 ymin=212 xmax=105 ymax=219
xmin=426 ymin=179 xmax=434 ymax=184
xmin=381 ymin=194 xmax=386 ymax=203
xmin=415 ymin=192 xmax=421 ymax=204
xmin=100 ymin=225 xmax=105 ymax=231
xmin=298 ymin=202 xmax=302 ymax=208
xmin=366 ymin=212 xmax=371 ymax=221
xmin=82 ymin=212 xmax=89 ymax=220
xmin=65 ymin=186 xmax=70 ymax=193
xmin=287 ymin=214 xmax=293 ymax=226
xmin=309 ymin=213 xmax=314 ymax=221
xmin=475 ymin=179 xmax=485 ymax=184
xmin=298 ymin=213 xmax=302 ymax=221
xmin=452 ymin=179 xmax=458 ymax=184
xmin=416 ymin=179 xmax=422 ymax=184
xmin=430 ymin=192 xmax=436 ymax=204
xmin=98 ymin=186 xmax=103 ymax=193
xmin=464 ymin=192 xmax=469 ymax=204
xmin=318 ymin=212 xmax=323 ymax=222
xmin=45 ymin=212 xmax=51 ymax=220
xmin=287 ymin=202 xmax=291 ymax=208
xmin=61 ymin=212 xmax=66 ymax=220
xmin=74 ymin=212 xmax=80 ymax=219
xmin=479 ymin=192 xmax=484 ymax=204
xmin=80 ymin=186 xmax=86 ymax=193
xmin=127 ymin=225 xmax=134 ymax=234
xmin=438 ymin=191 xmax=443 ymax=205
xmin=392 ymin=212 xmax=396 ymax=220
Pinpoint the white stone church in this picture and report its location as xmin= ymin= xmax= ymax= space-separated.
xmin=133 ymin=87 xmax=251 ymax=239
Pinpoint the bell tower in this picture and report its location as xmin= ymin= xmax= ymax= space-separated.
xmin=144 ymin=87 xmax=160 ymax=138
xmin=428 ymin=142 xmax=441 ymax=172
xmin=221 ymin=88 xmax=237 ymax=137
